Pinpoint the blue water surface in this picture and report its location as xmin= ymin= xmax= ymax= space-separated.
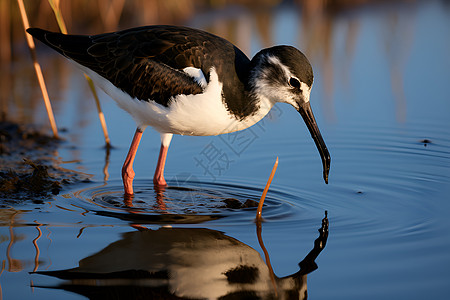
xmin=1 ymin=1 xmax=449 ymax=299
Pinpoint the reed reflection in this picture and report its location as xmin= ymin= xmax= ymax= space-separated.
xmin=33 ymin=213 xmax=328 ymax=299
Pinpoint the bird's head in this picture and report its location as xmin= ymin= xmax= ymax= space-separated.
xmin=250 ymin=46 xmax=331 ymax=183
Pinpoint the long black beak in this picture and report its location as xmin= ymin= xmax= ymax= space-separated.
xmin=298 ymin=102 xmax=331 ymax=184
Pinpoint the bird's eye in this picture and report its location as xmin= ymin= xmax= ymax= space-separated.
xmin=289 ymin=77 xmax=301 ymax=89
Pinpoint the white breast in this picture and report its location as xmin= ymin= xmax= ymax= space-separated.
xmin=77 ymin=64 xmax=274 ymax=136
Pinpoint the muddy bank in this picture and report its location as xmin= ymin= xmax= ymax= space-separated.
xmin=0 ymin=121 xmax=87 ymax=203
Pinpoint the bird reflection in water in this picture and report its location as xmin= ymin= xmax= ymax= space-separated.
xmin=33 ymin=213 xmax=328 ymax=299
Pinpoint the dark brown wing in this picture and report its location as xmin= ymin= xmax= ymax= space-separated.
xmin=27 ymin=26 xmax=219 ymax=106
xmin=27 ymin=26 xmax=255 ymax=117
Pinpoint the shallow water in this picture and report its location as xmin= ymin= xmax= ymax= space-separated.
xmin=1 ymin=1 xmax=450 ymax=299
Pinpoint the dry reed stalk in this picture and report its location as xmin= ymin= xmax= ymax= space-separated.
xmin=255 ymin=156 xmax=280 ymax=294
xmin=0 ymin=0 xmax=11 ymax=63
xmin=256 ymin=157 xmax=279 ymax=221
xmin=84 ymin=74 xmax=111 ymax=146
xmin=47 ymin=0 xmax=111 ymax=147
xmin=17 ymin=0 xmax=58 ymax=138
xmin=0 ymin=0 xmax=11 ymax=120
xmin=0 ymin=0 xmax=10 ymax=120
xmin=47 ymin=0 xmax=67 ymax=34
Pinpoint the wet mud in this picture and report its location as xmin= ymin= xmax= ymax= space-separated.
xmin=0 ymin=121 xmax=86 ymax=203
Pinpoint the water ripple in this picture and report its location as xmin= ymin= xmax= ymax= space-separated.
xmin=70 ymin=179 xmax=309 ymax=225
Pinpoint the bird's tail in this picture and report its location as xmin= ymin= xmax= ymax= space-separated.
xmin=26 ymin=28 xmax=50 ymax=42
xmin=26 ymin=28 xmax=91 ymax=59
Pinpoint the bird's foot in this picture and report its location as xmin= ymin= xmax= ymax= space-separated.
xmin=123 ymin=182 xmax=134 ymax=196
xmin=122 ymin=168 xmax=135 ymax=195
xmin=153 ymin=175 xmax=167 ymax=187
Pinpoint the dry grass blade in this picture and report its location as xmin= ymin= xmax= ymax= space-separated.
xmin=256 ymin=157 xmax=279 ymax=221
xmin=47 ymin=0 xmax=111 ymax=147
xmin=47 ymin=0 xmax=67 ymax=34
xmin=84 ymin=74 xmax=111 ymax=146
xmin=255 ymin=157 xmax=279 ymax=295
xmin=17 ymin=0 xmax=58 ymax=138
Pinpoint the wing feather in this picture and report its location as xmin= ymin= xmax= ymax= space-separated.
xmin=27 ymin=26 xmax=255 ymax=117
xmin=28 ymin=26 xmax=209 ymax=106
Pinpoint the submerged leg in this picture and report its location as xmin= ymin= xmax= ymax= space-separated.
xmin=153 ymin=133 xmax=173 ymax=186
xmin=122 ymin=127 xmax=145 ymax=195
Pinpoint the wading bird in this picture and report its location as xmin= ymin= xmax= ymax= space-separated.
xmin=27 ymin=25 xmax=331 ymax=196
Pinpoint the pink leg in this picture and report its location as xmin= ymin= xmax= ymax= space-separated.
xmin=122 ymin=128 xmax=144 ymax=195
xmin=153 ymin=144 xmax=169 ymax=186
xmin=153 ymin=133 xmax=172 ymax=186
